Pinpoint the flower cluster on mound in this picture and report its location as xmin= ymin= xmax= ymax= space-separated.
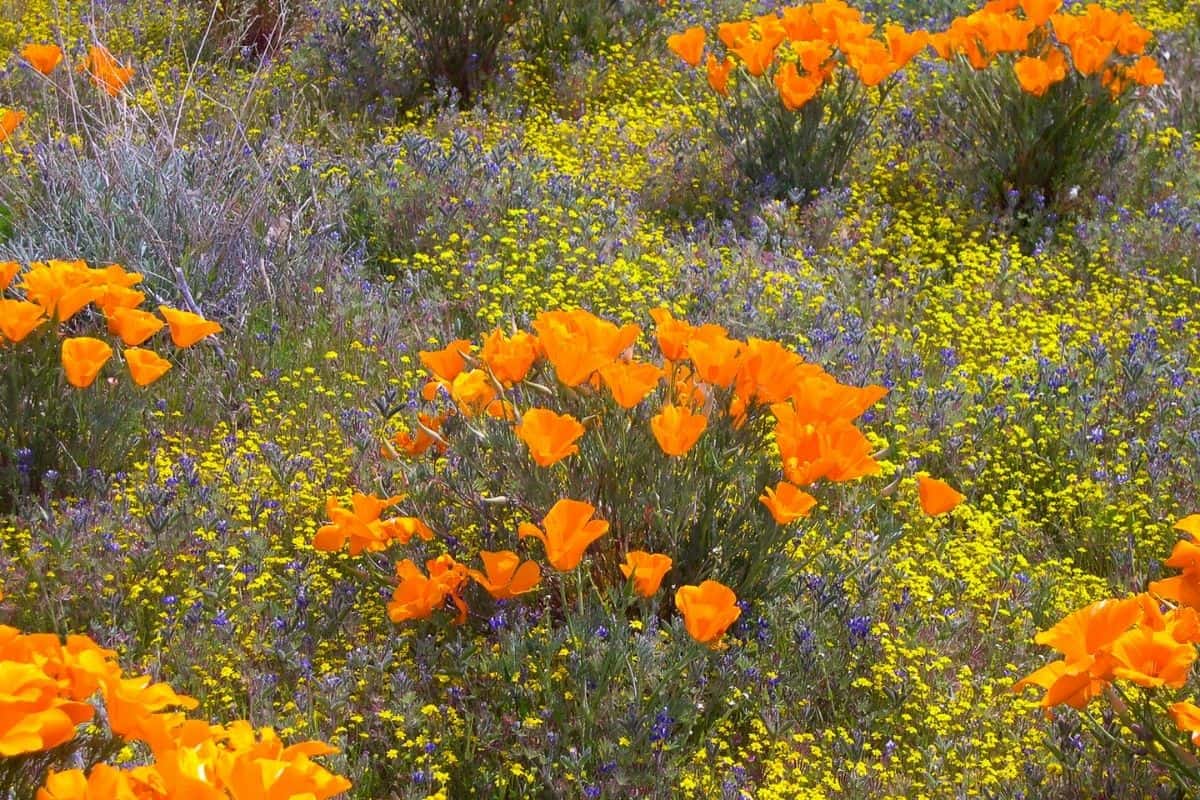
xmin=313 ymin=307 xmax=891 ymax=648
xmin=1017 ymin=515 xmax=1200 ymax=789
xmin=1 ymin=258 xmax=220 ymax=388
xmin=0 ymin=625 xmax=350 ymax=798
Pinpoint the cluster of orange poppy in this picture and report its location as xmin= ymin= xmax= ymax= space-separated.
xmin=1 ymin=259 xmax=221 ymax=388
xmin=316 ymin=308 xmax=900 ymax=647
xmin=0 ymin=625 xmax=350 ymax=798
xmin=930 ymin=0 xmax=1163 ymax=96
xmin=1 ymin=42 xmax=134 ymax=144
xmin=668 ymin=0 xmax=928 ymax=109
xmin=1016 ymin=515 xmax=1200 ymax=747
xmin=667 ymin=0 xmax=1162 ymax=112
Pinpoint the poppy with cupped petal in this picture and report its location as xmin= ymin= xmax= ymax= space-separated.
xmin=158 ymin=306 xmax=222 ymax=347
xmin=620 ymin=551 xmax=673 ymax=598
xmin=124 ymin=348 xmax=171 ymax=387
xmin=468 ymin=550 xmax=541 ymax=600
xmin=61 ymin=337 xmax=113 ymax=388
xmin=515 ymin=408 xmax=585 ymax=467
xmin=675 ymin=580 xmax=741 ymax=647
xmin=519 ymin=499 xmax=609 ymax=572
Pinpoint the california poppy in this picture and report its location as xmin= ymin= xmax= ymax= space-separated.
xmin=532 ymin=309 xmax=639 ymax=387
xmin=620 ymin=551 xmax=673 ymax=598
xmin=759 ymin=481 xmax=817 ymax=524
xmin=519 ymin=498 xmax=609 ymax=572
xmin=0 ymin=109 xmax=25 ymax=142
xmin=61 ymin=337 xmax=113 ymax=388
xmin=20 ymin=43 xmax=63 ymax=75
xmin=124 ymin=347 xmax=171 ymax=387
xmin=467 ymin=550 xmax=541 ymax=600
xmin=775 ymin=62 xmax=823 ymax=110
xmin=599 ymin=360 xmax=662 ymax=409
xmin=448 ymin=369 xmax=498 ymax=417
xmin=80 ymin=44 xmax=134 ymax=96
xmin=387 ymin=560 xmax=449 ymax=623
xmin=917 ymin=475 xmax=965 ymax=515
xmin=651 ymin=404 xmax=708 ymax=457
xmin=108 ymin=308 xmax=165 ymax=346
xmin=0 ymin=261 xmax=18 ymax=291
xmin=1014 ymin=50 xmax=1068 ymax=96
xmin=481 ymin=328 xmax=538 ymax=385
xmin=667 ymin=26 xmax=706 ymax=67
xmin=157 ymin=306 xmax=221 ymax=347
xmin=314 ymin=493 xmax=408 ymax=554
xmin=675 ymin=580 xmax=741 ymax=647
xmin=706 ymin=54 xmax=734 ymax=96
xmin=420 ymin=338 xmax=474 ymax=382
xmin=1129 ymin=55 xmax=1164 ymax=86
xmin=1169 ymin=701 xmax=1200 ymax=746
xmin=515 ymin=407 xmax=585 ymax=467
xmin=1109 ymin=627 xmax=1196 ymax=688
xmin=0 ymin=299 xmax=47 ymax=343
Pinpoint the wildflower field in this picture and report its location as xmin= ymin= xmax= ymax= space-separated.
xmin=2 ymin=0 xmax=1200 ymax=796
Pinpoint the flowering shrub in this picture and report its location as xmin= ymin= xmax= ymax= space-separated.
xmin=0 ymin=625 xmax=349 ymax=798
xmin=0 ymin=258 xmax=220 ymax=508
xmin=318 ymin=307 xmax=886 ymax=627
xmin=1016 ymin=514 xmax=1200 ymax=792
xmin=931 ymin=0 xmax=1164 ymax=228
xmin=668 ymin=1 xmax=929 ymax=200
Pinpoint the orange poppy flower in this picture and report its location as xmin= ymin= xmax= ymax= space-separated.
xmin=1019 ymin=0 xmax=1061 ymax=26
xmin=80 ymin=44 xmax=134 ymax=96
xmin=917 ymin=475 xmax=965 ymax=515
xmin=314 ymin=493 xmax=409 ymax=554
xmin=21 ymin=43 xmax=63 ymax=75
xmin=1169 ymin=701 xmax=1200 ymax=746
xmin=775 ymin=62 xmax=823 ymax=110
xmin=649 ymin=306 xmax=695 ymax=361
xmin=481 ymin=328 xmax=539 ymax=385
xmin=1129 ymin=55 xmax=1164 ymax=86
xmin=0 ymin=667 xmax=94 ymax=757
xmin=675 ymin=580 xmax=741 ymax=647
xmin=0 ymin=299 xmax=47 ymax=343
xmin=515 ymin=407 xmax=586 ymax=467
xmin=1014 ymin=49 xmax=1068 ymax=96
xmin=1149 ymin=534 xmax=1200 ymax=608
xmin=731 ymin=36 xmax=779 ymax=77
xmin=61 ymin=337 xmax=113 ymax=388
xmin=883 ymin=24 xmax=930 ymax=68
xmin=1109 ymin=627 xmax=1196 ymax=689
xmin=106 ymin=308 xmax=164 ymax=346
xmin=791 ymin=39 xmax=835 ymax=76
xmin=667 ymin=26 xmax=706 ymax=67
xmin=467 ymin=550 xmax=541 ymax=600
xmin=1014 ymin=595 xmax=1144 ymax=708
xmin=735 ymin=337 xmax=820 ymax=406
xmin=774 ymin=410 xmax=880 ymax=485
xmin=759 ymin=481 xmax=817 ymax=524
xmin=448 ymin=368 xmax=498 ymax=417
xmin=650 ymin=404 xmax=708 ymax=457
xmin=620 ymin=551 xmax=673 ymax=598
xmin=532 ymin=309 xmax=640 ymax=388
xmin=420 ymin=338 xmax=474 ymax=382
xmin=157 ymin=306 xmax=221 ymax=347
xmin=0 ymin=260 xmax=18 ymax=291
xmin=0 ymin=109 xmax=25 ymax=142
xmin=1177 ymin=515 xmax=1200 ymax=539
xmin=717 ymin=20 xmax=753 ymax=49
xmin=1067 ymin=35 xmax=1115 ymax=75
xmin=600 ymin=360 xmax=662 ymax=409
xmin=427 ymin=554 xmax=469 ymax=624
xmin=387 ymin=559 xmax=449 ymax=623
xmin=1116 ymin=20 xmax=1152 ymax=56
xmin=93 ymin=285 xmax=145 ymax=318
xmin=124 ymin=347 xmax=171 ymax=387
xmin=518 ymin=498 xmax=609 ymax=572
xmin=389 ymin=412 xmax=446 ymax=458
xmin=706 ymin=54 xmax=734 ymax=96
xmin=687 ymin=331 xmax=741 ymax=387
xmin=844 ymin=38 xmax=896 ymax=87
